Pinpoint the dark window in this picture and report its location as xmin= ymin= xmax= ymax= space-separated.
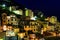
xmin=35 ymin=23 xmax=37 ymax=25
xmin=11 ymin=19 xmax=13 ymax=21
xmin=4 ymin=15 xmax=6 ymax=17
xmin=4 ymin=21 xmax=5 ymax=22
xmin=25 ymin=26 xmax=27 ymax=28
xmin=15 ymin=19 xmax=16 ymax=21
xmin=3 ymin=17 xmax=5 ymax=19
xmin=8 ymin=23 xmax=9 ymax=24
xmin=31 ymin=23 xmax=32 ymax=25
xmin=8 ymin=20 xmax=9 ymax=21
xmin=34 ymin=29 xmax=35 ymax=31
xmin=11 ymin=23 xmax=13 ymax=25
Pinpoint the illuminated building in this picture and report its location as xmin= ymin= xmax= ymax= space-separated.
xmin=6 ymin=25 xmax=15 ymax=37
xmin=23 ymin=20 xmax=40 ymax=39
xmin=44 ymin=16 xmax=58 ymax=31
xmin=24 ymin=26 xmax=31 ymax=31
xmin=14 ymin=28 xmax=20 ymax=33
xmin=10 ymin=14 xmax=18 ymax=25
xmin=50 ymin=26 xmax=55 ymax=31
xmin=9 ymin=6 xmax=16 ymax=11
xmin=18 ymin=33 xmax=25 ymax=38
xmin=45 ymin=17 xmax=50 ymax=21
xmin=30 ymin=20 xmax=39 ymax=32
xmin=29 ymin=34 xmax=36 ymax=40
xmin=31 ymin=26 xmax=38 ymax=33
xmin=6 ymin=28 xmax=17 ymax=40
xmin=7 ymin=14 xmax=18 ymax=26
xmin=25 ymin=16 xmax=30 ymax=20
xmin=2 ymin=13 xmax=7 ymax=25
xmin=2 ymin=13 xmax=19 ymax=27
xmin=7 ymin=25 xmax=13 ymax=31
xmin=6 ymin=30 xmax=15 ymax=36
xmin=7 ymin=16 xmax=11 ymax=24
xmin=25 ymin=8 xmax=34 ymax=18
xmin=29 ymin=21 xmax=37 ymax=32
xmin=13 ymin=9 xmax=23 ymax=15
xmin=30 ymin=16 xmax=37 ymax=20
xmin=49 ymin=16 xmax=57 ymax=24
xmin=41 ymin=28 xmax=44 ymax=34
xmin=18 ymin=33 xmax=25 ymax=40
xmin=3 ymin=25 xmax=7 ymax=31
xmin=23 ymin=20 xmax=43 ymax=33
xmin=24 ymin=25 xmax=31 ymax=37
xmin=24 ymin=20 xmax=38 ymax=33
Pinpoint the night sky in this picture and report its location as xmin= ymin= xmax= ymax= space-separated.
xmin=14 ymin=0 xmax=60 ymax=20
xmin=4 ymin=0 xmax=60 ymax=20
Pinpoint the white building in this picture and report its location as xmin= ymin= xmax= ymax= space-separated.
xmin=13 ymin=9 xmax=23 ymax=15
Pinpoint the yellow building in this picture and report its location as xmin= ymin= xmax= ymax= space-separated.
xmin=49 ymin=16 xmax=57 ymax=24
xmin=2 ymin=13 xmax=7 ymax=25
xmin=25 ymin=8 xmax=34 ymax=18
xmin=18 ymin=33 xmax=25 ymax=38
xmin=14 ymin=28 xmax=20 ymax=33
xmin=24 ymin=20 xmax=38 ymax=33
xmin=7 ymin=16 xmax=11 ymax=24
xmin=24 ymin=26 xmax=31 ymax=31
xmin=2 ymin=13 xmax=18 ymax=26
xmin=10 ymin=14 xmax=18 ymax=25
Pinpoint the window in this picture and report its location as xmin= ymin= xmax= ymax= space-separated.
xmin=4 ymin=17 xmax=5 ymax=19
xmin=4 ymin=21 xmax=5 ymax=22
xmin=11 ymin=18 xmax=13 ymax=21
xmin=8 ymin=20 xmax=9 ymax=21
xmin=4 ymin=15 xmax=6 ymax=17
xmin=11 ymin=23 xmax=13 ymax=25
xmin=15 ymin=19 xmax=16 ymax=21
xmin=34 ymin=29 xmax=35 ymax=31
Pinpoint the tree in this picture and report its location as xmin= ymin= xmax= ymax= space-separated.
xmin=37 ymin=11 xmax=45 ymax=21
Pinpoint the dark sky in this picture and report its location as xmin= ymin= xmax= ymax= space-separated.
xmin=14 ymin=0 xmax=60 ymax=20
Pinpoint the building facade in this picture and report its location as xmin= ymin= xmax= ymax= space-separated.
xmin=25 ymin=8 xmax=34 ymax=18
xmin=49 ymin=16 xmax=57 ymax=24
